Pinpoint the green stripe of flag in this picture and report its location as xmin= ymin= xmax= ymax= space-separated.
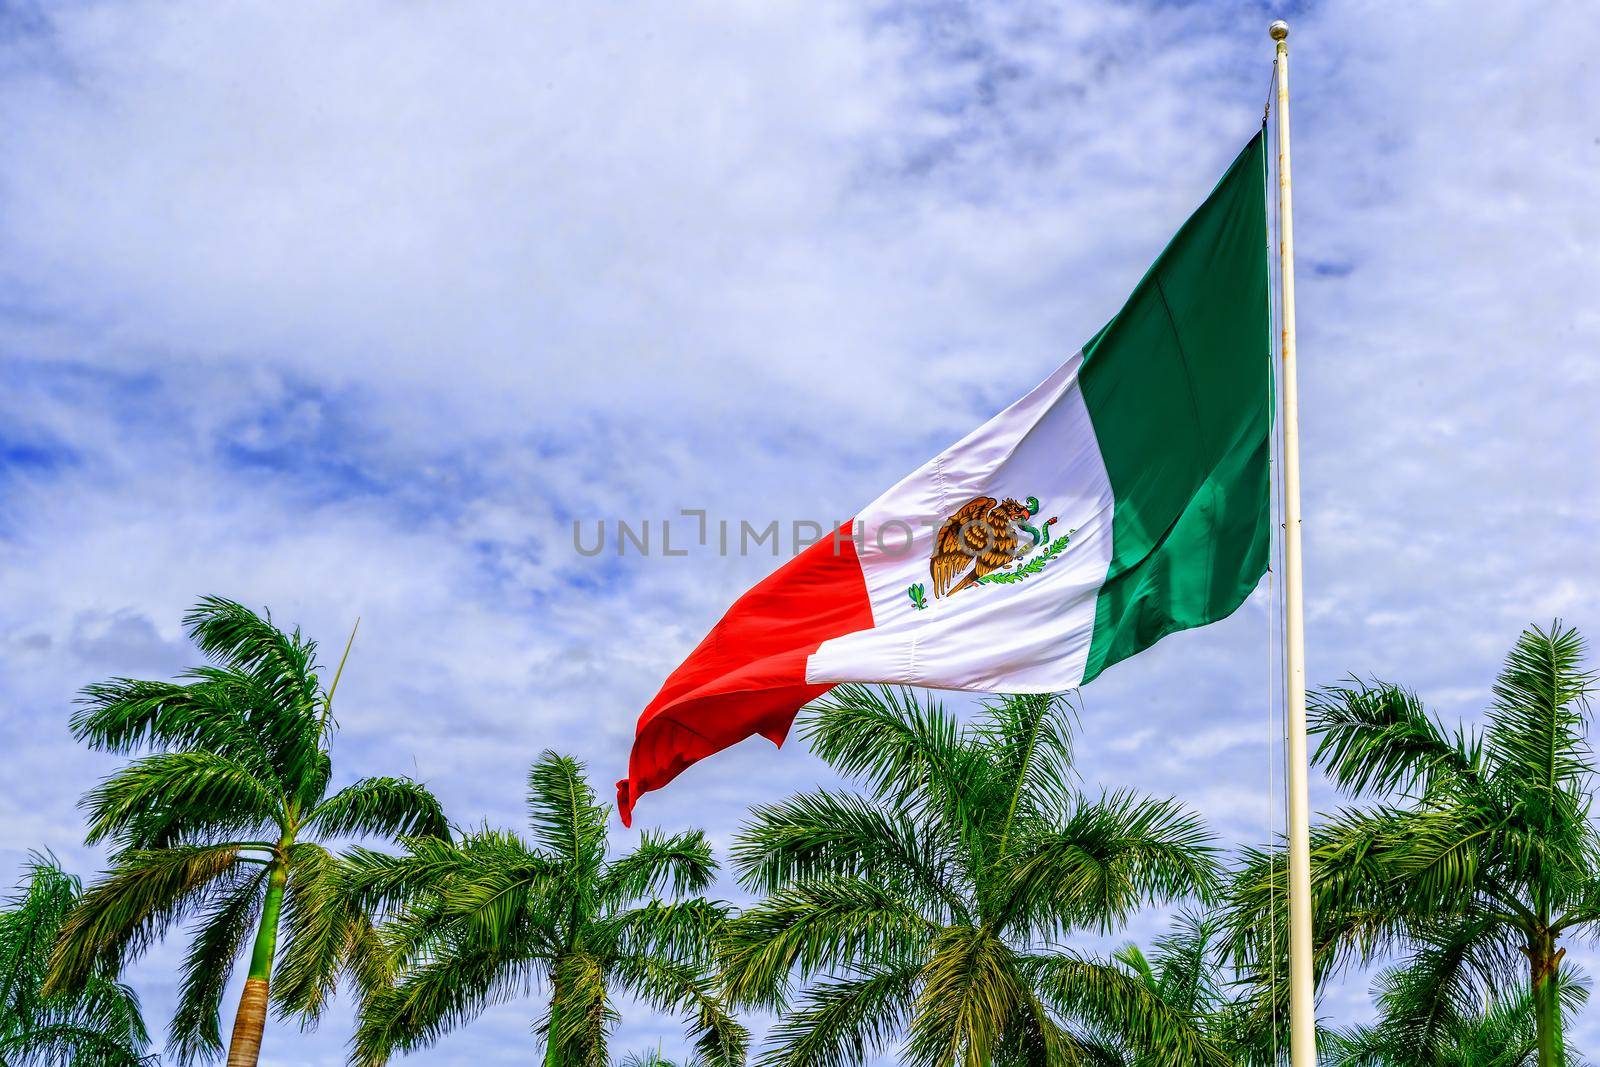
xmin=1080 ymin=130 xmax=1273 ymax=683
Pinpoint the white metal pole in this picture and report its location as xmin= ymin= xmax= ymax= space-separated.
xmin=1269 ymin=18 xmax=1317 ymax=1066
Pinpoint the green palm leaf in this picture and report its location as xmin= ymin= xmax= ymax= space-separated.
xmin=47 ymin=844 xmax=243 ymax=993
xmin=1310 ymin=680 xmax=1480 ymax=798
xmin=1026 ymin=953 xmax=1231 ymax=1067
xmin=1483 ymin=622 xmax=1594 ymax=796
xmin=183 ymin=596 xmax=319 ymax=707
xmin=168 ymin=865 xmax=267 ymax=1065
xmin=71 ymin=677 xmax=277 ymax=782
xmin=527 ymin=751 xmax=608 ymax=871
xmin=600 ymin=829 xmax=718 ymax=902
xmin=609 ymin=953 xmax=749 ymax=1067
xmin=975 ymin=690 xmax=1077 ymax=833
xmin=601 ymin=899 xmax=728 ymax=967
xmin=733 ymin=791 xmax=965 ymax=921
xmin=905 ymin=925 xmax=1023 ymax=1067
xmin=1000 ymin=791 xmax=1218 ymax=938
xmin=270 ymin=843 xmax=386 ymax=1025
xmin=723 ymin=878 xmax=938 ymax=1011
xmin=800 ymin=686 xmax=979 ymax=824
xmin=752 ymin=966 xmax=919 ymax=1067
xmin=550 ymin=951 xmax=615 ymax=1067
xmin=354 ymin=942 xmax=543 ymax=1065
xmin=305 ymin=777 xmax=448 ymax=841
xmin=80 ymin=751 xmax=282 ymax=849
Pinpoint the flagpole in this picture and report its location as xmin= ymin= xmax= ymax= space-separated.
xmin=1269 ymin=18 xmax=1317 ymax=1066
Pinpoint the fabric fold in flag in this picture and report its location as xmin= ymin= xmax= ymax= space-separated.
xmin=619 ymin=131 xmax=1272 ymax=826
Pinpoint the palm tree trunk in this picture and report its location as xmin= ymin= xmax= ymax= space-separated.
xmin=1529 ymin=933 xmax=1566 ymax=1067
xmin=227 ymin=860 xmax=287 ymax=1067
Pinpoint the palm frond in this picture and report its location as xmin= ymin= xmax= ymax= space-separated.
xmin=1325 ymin=959 xmax=1552 ymax=1067
xmin=722 ymin=878 xmax=937 ymax=1010
xmin=70 ymin=677 xmax=273 ymax=774
xmin=1143 ymin=909 xmax=1226 ymax=1019
xmin=270 ymin=843 xmax=385 ymax=1025
xmin=0 ymin=854 xmax=154 ymax=1067
xmin=999 ymin=791 xmax=1218 ymax=938
xmin=526 ymin=752 xmax=607 ymax=872
xmin=753 ymin=965 xmax=919 ymax=1067
xmin=1025 ymin=953 xmax=1231 ymax=1067
xmin=79 ymin=751 xmax=282 ymax=850
xmin=617 ymin=1050 xmax=692 ymax=1067
xmin=1484 ymin=621 xmax=1596 ymax=798
xmin=740 ymin=684 xmax=1253 ymax=1064
xmin=0 ymin=1019 xmax=156 ymax=1067
xmin=352 ymin=943 xmax=542 ymax=1067
xmin=342 ymin=830 xmax=554 ymax=921
xmin=182 ymin=596 xmax=320 ymax=707
xmin=47 ymin=977 xmax=152 ymax=1060
xmin=1112 ymin=942 xmax=1157 ymax=990
xmin=548 ymin=951 xmax=615 ymax=1067
xmin=345 ymin=836 xmax=560 ymax=990
xmin=1385 ymin=801 xmax=1503 ymax=911
xmin=1225 ymin=808 xmax=1428 ymax=993
xmin=45 ymin=845 xmax=243 ymax=995
xmin=599 ymin=899 xmax=729 ymax=970
xmin=990 ymin=980 xmax=1081 ymax=1067
xmin=1310 ymin=680 xmax=1480 ymax=798
xmin=973 ymin=691 xmax=1078 ymax=835
xmin=182 ymin=597 xmax=328 ymax=791
xmin=167 ymin=865 xmax=266 ymax=1066
xmin=800 ymin=686 xmax=979 ymax=824
xmin=431 ymin=862 xmax=562 ymax=951
xmin=296 ymin=747 xmax=334 ymax=814
xmin=72 ymin=605 xmax=334 ymax=805
xmin=1319 ymin=1021 xmax=1399 ymax=1067
xmin=903 ymin=925 xmax=1021 ymax=1067
xmin=178 ymin=666 xmax=325 ymax=797
xmin=610 ymin=953 xmax=748 ymax=1067
xmin=305 ymin=777 xmax=448 ymax=842
xmin=601 ymin=829 xmax=718 ymax=904
xmin=732 ymin=791 xmax=965 ymax=922
xmin=1 ymin=852 xmax=82 ymax=1019
xmin=1371 ymin=910 xmax=1525 ymax=1064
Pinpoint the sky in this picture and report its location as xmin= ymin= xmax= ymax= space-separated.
xmin=1 ymin=0 xmax=1597 ymax=1063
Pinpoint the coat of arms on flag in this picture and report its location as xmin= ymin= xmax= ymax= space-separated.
xmin=925 ymin=494 xmax=1061 ymax=602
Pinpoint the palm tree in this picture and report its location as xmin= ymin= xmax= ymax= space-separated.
xmin=1227 ymin=622 xmax=1596 ymax=1067
xmin=45 ymin=596 xmax=449 ymax=1067
xmin=1322 ymin=945 xmax=1587 ymax=1066
xmin=723 ymin=685 xmax=1227 ymax=1066
xmin=0 ymin=853 xmax=151 ymax=1066
xmin=343 ymin=751 xmax=746 ymax=1067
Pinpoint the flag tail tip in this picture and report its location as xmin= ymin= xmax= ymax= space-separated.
xmin=616 ymin=779 xmax=635 ymax=828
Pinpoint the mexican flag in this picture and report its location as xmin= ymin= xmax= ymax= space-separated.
xmin=619 ymin=131 xmax=1271 ymax=825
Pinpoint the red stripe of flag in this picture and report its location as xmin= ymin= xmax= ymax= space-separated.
xmin=617 ymin=523 xmax=874 ymax=826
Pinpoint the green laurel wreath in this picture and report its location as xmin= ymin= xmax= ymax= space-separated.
xmin=904 ymin=521 xmax=1077 ymax=609
xmin=975 ymin=529 xmax=1075 ymax=586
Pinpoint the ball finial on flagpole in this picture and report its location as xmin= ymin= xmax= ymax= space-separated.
xmin=1269 ymin=19 xmax=1289 ymax=41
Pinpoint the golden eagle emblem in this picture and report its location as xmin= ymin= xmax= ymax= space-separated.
xmin=928 ymin=495 xmax=1058 ymax=600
